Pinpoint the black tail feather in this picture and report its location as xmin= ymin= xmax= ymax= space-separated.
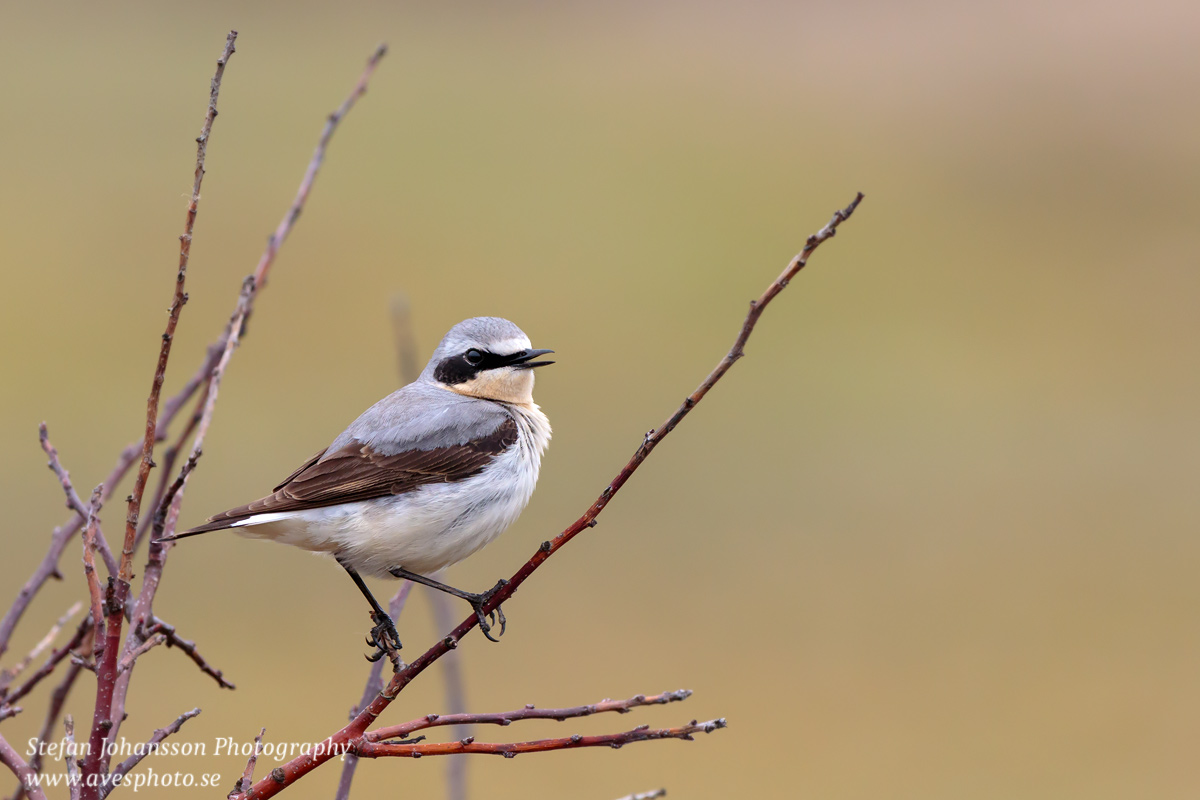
xmin=155 ymin=517 xmax=242 ymax=543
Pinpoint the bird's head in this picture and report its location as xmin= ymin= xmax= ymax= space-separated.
xmin=422 ymin=317 xmax=553 ymax=405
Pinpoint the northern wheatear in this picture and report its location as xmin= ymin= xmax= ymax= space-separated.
xmin=162 ymin=317 xmax=553 ymax=660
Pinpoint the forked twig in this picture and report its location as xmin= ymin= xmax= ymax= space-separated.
xmin=102 ymin=708 xmax=201 ymax=798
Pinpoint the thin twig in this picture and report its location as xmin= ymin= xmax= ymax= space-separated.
xmin=107 ymin=277 xmax=248 ymax=752
xmin=133 ymin=384 xmax=208 ymax=555
xmin=115 ymin=633 xmax=166 ymax=675
xmin=229 ymin=728 xmax=266 ymax=800
xmin=145 ymin=618 xmax=235 ymax=690
xmin=356 ymin=718 xmax=726 ymax=759
xmin=81 ymin=489 xmax=106 ymax=650
xmin=63 ymin=716 xmax=80 ymax=800
xmin=334 ymin=583 xmax=411 ymax=800
xmin=614 ymin=790 xmax=666 ymax=800
xmin=368 ymin=690 xmax=693 ymax=743
xmin=232 ymin=192 xmax=863 ymax=800
xmin=81 ymin=32 xmax=238 ymax=800
xmin=3 ymin=614 xmax=90 ymax=706
xmin=118 ymin=29 xmax=237 ymax=585
xmin=0 ymin=601 xmax=80 ymax=694
xmin=102 ymin=708 xmax=201 ymax=798
xmin=39 ymin=426 xmax=117 ymax=577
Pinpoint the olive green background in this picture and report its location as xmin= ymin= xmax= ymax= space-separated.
xmin=1 ymin=1 xmax=1197 ymax=798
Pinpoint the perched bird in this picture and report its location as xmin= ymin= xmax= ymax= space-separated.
xmin=161 ymin=317 xmax=553 ymax=660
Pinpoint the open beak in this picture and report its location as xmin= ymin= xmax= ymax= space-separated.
xmin=507 ymin=348 xmax=555 ymax=369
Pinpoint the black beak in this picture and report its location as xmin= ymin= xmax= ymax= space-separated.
xmin=506 ymin=348 xmax=555 ymax=369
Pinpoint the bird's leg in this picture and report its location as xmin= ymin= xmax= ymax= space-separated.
xmin=339 ymin=560 xmax=403 ymax=667
xmin=387 ymin=566 xmax=509 ymax=642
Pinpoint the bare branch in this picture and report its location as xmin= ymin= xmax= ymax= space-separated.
xmin=356 ymin=718 xmax=726 ymax=759
xmin=145 ymin=618 xmax=235 ymax=690
xmin=107 ymin=278 xmax=249 ymax=752
xmin=102 ymin=708 xmax=201 ymax=797
xmin=368 ymin=690 xmax=693 ymax=743
xmin=614 ymin=790 xmax=666 ymax=800
xmin=81 ymin=32 xmax=238 ymax=800
xmin=133 ymin=385 xmax=208 ymax=556
xmin=234 ymin=192 xmax=862 ymax=799
xmin=110 ymin=35 xmax=387 ymax=761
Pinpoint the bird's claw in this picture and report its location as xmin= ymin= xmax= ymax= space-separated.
xmin=365 ymin=611 xmax=402 ymax=667
xmin=469 ymin=579 xmax=509 ymax=643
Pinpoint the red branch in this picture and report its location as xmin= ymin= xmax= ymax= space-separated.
xmin=234 ymin=192 xmax=864 ymax=800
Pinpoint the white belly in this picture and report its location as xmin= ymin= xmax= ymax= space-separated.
xmin=232 ymin=405 xmax=550 ymax=579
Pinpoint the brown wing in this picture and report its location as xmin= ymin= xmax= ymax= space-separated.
xmin=273 ymin=448 xmax=327 ymax=492
xmin=172 ymin=417 xmax=518 ymax=537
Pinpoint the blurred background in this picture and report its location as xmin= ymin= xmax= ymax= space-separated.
xmin=1 ymin=1 xmax=1198 ymax=798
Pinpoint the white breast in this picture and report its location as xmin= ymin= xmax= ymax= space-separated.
xmin=232 ymin=403 xmax=552 ymax=579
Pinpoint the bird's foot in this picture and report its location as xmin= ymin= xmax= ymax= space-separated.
xmin=466 ymin=579 xmax=508 ymax=642
xmin=364 ymin=611 xmax=403 ymax=670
